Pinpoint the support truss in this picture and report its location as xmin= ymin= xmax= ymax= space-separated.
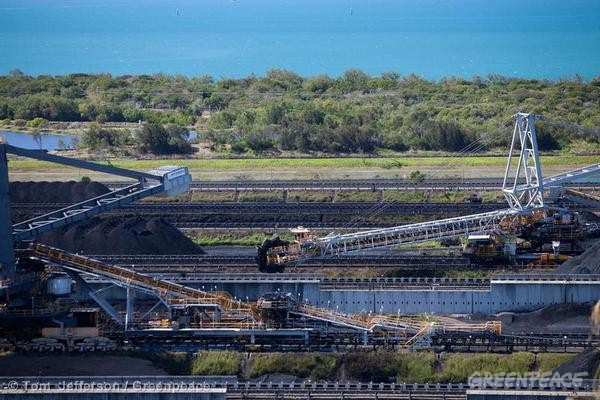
xmin=502 ymin=113 xmax=545 ymax=210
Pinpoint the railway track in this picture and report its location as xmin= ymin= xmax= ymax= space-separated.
xmin=11 ymin=201 xmax=507 ymax=215
xmin=102 ymin=178 xmax=600 ymax=191
xmin=3 ymin=375 xmax=595 ymax=399
xmin=12 ymin=200 xmax=591 ymax=230
xmin=88 ymin=254 xmax=525 ymax=271
xmin=121 ymin=329 xmax=599 ymax=354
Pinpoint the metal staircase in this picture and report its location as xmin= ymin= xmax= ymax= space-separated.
xmin=292 ymin=304 xmax=501 ymax=349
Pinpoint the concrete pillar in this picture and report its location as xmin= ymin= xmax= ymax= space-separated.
xmin=283 ymin=190 xmax=289 ymax=202
xmin=234 ymin=190 xmax=240 ymax=202
xmin=0 ymin=144 xmax=15 ymax=279
xmin=125 ymin=287 xmax=135 ymax=330
xmin=377 ymin=189 xmax=384 ymax=202
xmin=332 ymin=190 xmax=338 ymax=203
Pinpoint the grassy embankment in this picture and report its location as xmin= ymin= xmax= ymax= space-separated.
xmin=144 ymin=351 xmax=575 ymax=383
xmin=7 ymin=155 xmax=596 ymax=181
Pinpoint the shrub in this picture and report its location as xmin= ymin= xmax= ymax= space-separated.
xmin=251 ymin=353 xmax=336 ymax=380
xmin=344 ymin=352 xmax=399 ymax=382
xmin=136 ymin=123 xmax=192 ymax=154
xmin=25 ymin=117 xmax=49 ymax=129
xmin=81 ymin=123 xmax=129 ymax=150
xmin=396 ymin=353 xmax=436 ymax=383
xmin=149 ymin=352 xmax=192 ymax=375
xmin=192 ymin=351 xmax=241 ymax=376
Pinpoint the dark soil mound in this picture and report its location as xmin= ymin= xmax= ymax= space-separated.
xmin=9 ymin=181 xmax=110 ymax=203
xmin=498 ymin=304 xmax=592 ymax=334
xmin=557 ymin=239 xmax=600 ymax=274
xmin=36 ymin=216 xmax=204 ymax=255
xmin=12 ymin=180 xmax=204 ymax=255
xmin=554 ymin=348 xmax=600 ymax=377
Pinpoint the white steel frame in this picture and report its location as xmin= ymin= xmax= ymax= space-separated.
xmin=502 ymin=113 xmax=545 ymax=210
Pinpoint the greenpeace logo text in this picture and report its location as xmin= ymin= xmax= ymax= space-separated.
xmin=468 ymin=372 xmax=588 ymax=389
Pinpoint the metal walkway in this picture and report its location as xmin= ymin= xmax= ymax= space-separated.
xmin=291 ymin=304 xmax=501 ymax=348
xmin=29 ymin=243 xmax=259 ymax=320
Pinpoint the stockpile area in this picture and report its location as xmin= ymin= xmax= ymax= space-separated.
xmin=10 ymin=181 xmax=204 ymax=255
xmin=36 ymin=216 xmax=204 ymax=255
xmin=498 ymin=304 xmax=592 ymax=334
xmin=9 ymin=181 xmax=110 ymax=203
xmin=557 ymin=239 xmax=600 ymax=274
xmin=554 ymin=348 xmax=600 ymax=378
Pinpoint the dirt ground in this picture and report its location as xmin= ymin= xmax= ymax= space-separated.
xmin=0 ymin=354 xmax=166 ymax=376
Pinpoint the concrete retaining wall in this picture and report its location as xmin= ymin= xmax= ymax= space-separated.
xmin=87 ymin=278 xmax=600 ymax=315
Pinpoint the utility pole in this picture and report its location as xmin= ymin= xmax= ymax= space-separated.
xmin=0 ymin=143 xmax=15 ymax=278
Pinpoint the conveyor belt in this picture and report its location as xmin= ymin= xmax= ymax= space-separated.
xmin=29 ymin=243 xmax=260 ymax=320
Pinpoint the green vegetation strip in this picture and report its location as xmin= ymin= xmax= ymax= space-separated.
xmin=141 ymin=351 xmax=576 ymax=383
xmin=191 ymin=233 xmax=292 ymax=247
xmin=8 ymin=156 xmax=596 ymax=171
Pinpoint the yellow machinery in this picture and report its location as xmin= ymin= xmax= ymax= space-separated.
xmin=462 ymin=234 xmax=516 ymax=263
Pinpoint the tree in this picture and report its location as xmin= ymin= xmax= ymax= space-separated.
xmin=337 ymin=69 xmax=370 ymax=92
xmin=25 ymin=117 xmax=49 ymax=129
xmin=81 ymin=123 xmax=128 ymax=150
xmin=136 ymin=123 xmax=192 ymax=154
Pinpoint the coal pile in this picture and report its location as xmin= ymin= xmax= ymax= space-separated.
xmin=10 ymin=181 xmax=110 ymax=203
xmin=10 ymin=180 xmax=204 ymax=255
xmin=553 ymin=348 xmax=600 ymax=377
xmin=556 ymin=239 xmax=600 ymax=274
xmin=36 ymin=216 xmax=204 ymax=255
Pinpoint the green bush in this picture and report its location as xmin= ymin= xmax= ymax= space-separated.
xmin=251 ymin=353 xmax=336 ymax=380
xmin=136 ymin=123 xmax=192 ymax=154
xmin=192 ymin=351 xmax=241 ymax=376
xmin=344 ymin=352 xmax=399 ymax=382
xmin=437 ymin=352 xmax=534 ymax=383
xmin=25 ymin=117 xmax=49 ymax=129
xmin=396 ymin=353 xmax=436 ymax=383
xmin=148 ymin=352 xmax=191 ymax=375
xmin=81 ymin=123 xmax=129 ymax=150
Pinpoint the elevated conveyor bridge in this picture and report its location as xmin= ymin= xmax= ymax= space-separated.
xmin=29 ymin=243 xmax=260 ymax=323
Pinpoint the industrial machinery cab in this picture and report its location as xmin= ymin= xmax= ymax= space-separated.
xmin=462 ymin=234 xmax=517 ymax=263
xmin=257 ymin=292 xmax=297 ymax=311
xmin=149 ymin=165 xmax=192 ymax=197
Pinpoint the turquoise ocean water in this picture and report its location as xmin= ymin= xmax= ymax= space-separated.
xmin=1 ymin=0 xmax=599 ymax=79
